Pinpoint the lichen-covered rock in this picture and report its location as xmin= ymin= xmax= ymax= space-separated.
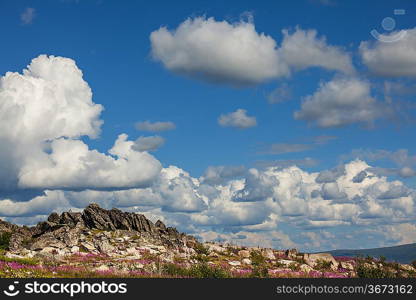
xmin=262 ymin=249 xmax=275 ymax=260
xmin=285 ymin=248 xmax=298 ymax=259
xmin=238 ymin=250 xmax=251 ymax=258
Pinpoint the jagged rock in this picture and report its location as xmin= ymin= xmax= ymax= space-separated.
xmin=285 ymin=248 xmax=298 ymax=259
xmin=340 ymin=261 xmax=354 ymax=271
xmin=47 ymin=212 xmax=60 ymax=223
xmin=9 ymin=229 xmax=32 ymax=252
xmin=242 ymin=258 xmax=252 ymax=265
xmin=82 ymin=204 xmax=117 ymax=230
xmin=61 ymin=229 xmax=80 ymax=247
xmin=30 ymin=234 xmax=60 ymax=251
xmin=0 ymin=219 xmax=18 ymax=232
xmin=228 ymin=261 xmax=241 ymax=266
xmin=60 ymin=212 xmax=83 ymax=227
xmin=0 ymin=204 xmax=193 ymax=263
xmin=155 ymin=220 xmax=167 ymax=231
xmin=262 ymin=249 xmax=275 ymax=260
xmin=95 ymin=240 xmax=115 ymax=253
xmin=79 ymin=242 xmax=96 ymax=252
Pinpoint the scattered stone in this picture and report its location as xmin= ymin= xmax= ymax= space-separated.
xmin=285 ymin=248 xmax=298 ymax=259
xmin=207 ymin=243 xmax=226 ymax=253
xmin=238 ymin=250 xmax=251 ymax=258
xmin=278 ymin=259 xmax=296 ymax=267
xmin=95 ymin=240 xmax=115 ymax=253
xmin=303 ymin=253 xmax=338 ymax=271
xmin=0 ymin=204 xmax=414 ymax=279
xmin=95 ymin=265 xmax=110 ymax=272
xmin=340 ymin=261 xmax=354 ymax=271
xmin=80 ymin=242 xmax=96 ymax=252
xmin=300 ymin=264 xmax=314 ymax=273
xmin=262 ymin=249 xmax=275 ymax=260
xmin=400 ymin=264 xmax=415 ymax=272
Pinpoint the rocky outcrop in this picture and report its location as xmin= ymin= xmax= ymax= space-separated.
xmin=1 ymin=206 xmax=415 ymax=278
xmin=0 ymin=203 xmax=196 ymax=256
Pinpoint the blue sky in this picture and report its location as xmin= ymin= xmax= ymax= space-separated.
xmin=0 ymin=0 xmax=416 ymax=251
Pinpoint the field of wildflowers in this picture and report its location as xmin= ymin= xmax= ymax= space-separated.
xmin=1 ymin=249 xmax=414 ymax=278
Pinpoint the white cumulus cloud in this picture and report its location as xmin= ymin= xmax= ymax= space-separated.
xmin=218 ymin=109 xmax=257 ymax=129
xmin=0 ymin=55 xmax=162 ymax=191
xmin=150 ymin=17 xmax=354 ymax=87
xmin=360 ymin=28 xmax=416 ymax=77
xmin=280 ymin=28 xmax=355 ymax=74
xmin=150 ymin=16 xmax=289 ymax=87
xmin=294 ymin=77 xmax=391 ymax=128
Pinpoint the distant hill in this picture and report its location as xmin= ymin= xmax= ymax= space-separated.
xmin=327 ymin=243 xmax=416 ymax=264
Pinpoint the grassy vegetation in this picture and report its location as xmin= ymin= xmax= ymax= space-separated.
xmin=315 ymin=259 xmax=333 ymax=271
xmin=249 ymin=250 xmax=269 ymax=278
xmin=0 ymin=255 xmax=39 ymax=266
xmin=149 ymin=262 xmax=232 ymax=278
xmin=0 ymin=232 xmax=12 ymax=250
xmin=194 ymin=243 xmax=210 ymax=255
xmin=250 ymin=250 xmax=265 ymax=266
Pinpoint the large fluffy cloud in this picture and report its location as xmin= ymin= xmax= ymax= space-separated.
xmin=280 ymin=28 xmax=354 ymax=74
xmin=359 ymin=28 xmax=416 ymax=77
xmin=344 ymin=149 xmax=416 ymax=178
xmin=294 ymin=77 xmax=391 ymax=128
xmin=2 ymin=159 xmax=414 ymax=250
xmin=150 ymin=17 xmax=287 ymax=86
xmin=0 ymin=55 xmax=161 ymax=191
xmin=150 ymin=17 xmax=353 ymax=86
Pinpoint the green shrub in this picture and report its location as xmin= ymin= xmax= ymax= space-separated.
xmin=289 ymin=262 xmax=300 ymax=271
xmin=0 ymin=255 xmax=39 ymax=266
xmin=315 ymin=259 xmax=332 ymax=271
xmin=293 ymin=256 xmax=306 ymax=264
xmin=162 ymin=263 xmax=189 ymax=277
xmin=356 ymin=263 xmax=395 ymax=278
xmin=0 ymin=232 xmax=12 ymax=250
xmin=194 ymin=243 xmax=210 ymax=255
xmin=188 ymin=263 xmax=230 ymax=278
xmin=250 ymin=266 xmax=269 ymax=278
xmin=250 ymin=250 xmax=265 ymax=266
xmin=191 ymin=254 xmax=210 ymax=263
xmin=226 ymin=246 xmax=239 ymax=256
xmin=162 ymin=262 xmax=230 ymax=278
